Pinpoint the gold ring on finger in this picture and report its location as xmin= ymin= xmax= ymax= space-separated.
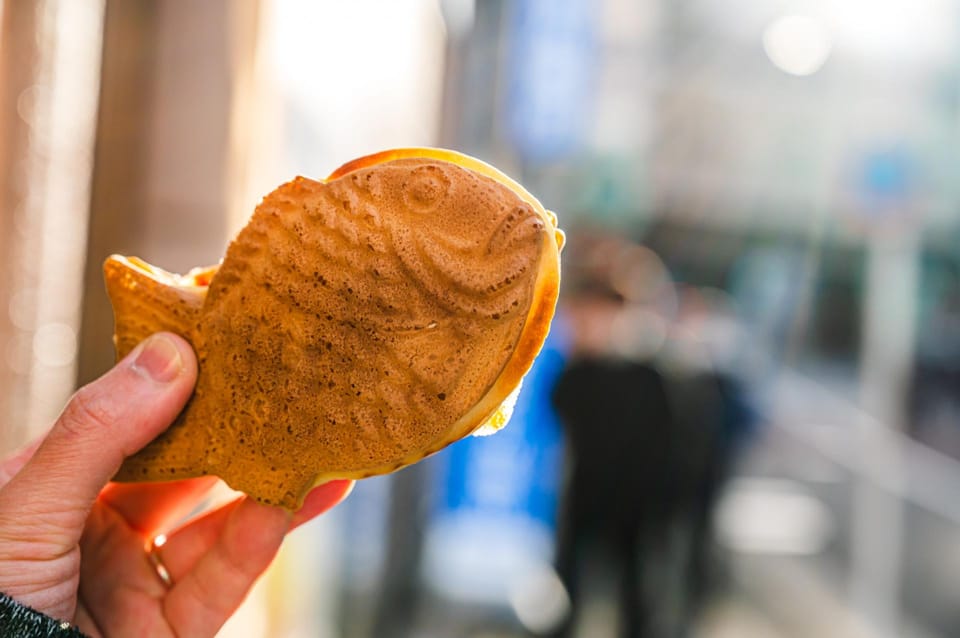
xmin=146 ymin=534 xmax=173 ymax=588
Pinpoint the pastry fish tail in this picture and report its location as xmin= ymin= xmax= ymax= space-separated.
xmin=103 ymin=255 xmax=209 ymax=360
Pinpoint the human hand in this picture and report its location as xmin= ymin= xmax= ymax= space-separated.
xmin=0 ymin=333 xmax=353 ymax=637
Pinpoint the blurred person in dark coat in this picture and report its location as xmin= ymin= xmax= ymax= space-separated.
xmin=549 ymin=234 xmax=755 ymax=638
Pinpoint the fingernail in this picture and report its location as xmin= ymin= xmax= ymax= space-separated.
xmin=132 ymin=334 xmax=183 ymax=383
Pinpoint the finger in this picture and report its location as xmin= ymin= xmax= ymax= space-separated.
xmin=145 ymin=497 xmax=243 ymax=587
xmin=156 ymin=480 xmax=353 ymax=584
xmin=78 ymin=503 xmax=173 ymax=635
xmin=163 ymin=497 xmax=290 ymax=637
xmin=98 ymin=476 xmax=219 ymax=536
xmin=291 ymin=479 xmax=354 ymax=530
xmin=0 ymin=333 xmax=197 ymax=546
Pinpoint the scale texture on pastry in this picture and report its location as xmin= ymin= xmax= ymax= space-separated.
xmin=107 ymin=148 xmax=563 ymax=509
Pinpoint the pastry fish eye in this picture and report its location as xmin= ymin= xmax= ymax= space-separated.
xmin=403 ymin=164 xmax=452 ymax=214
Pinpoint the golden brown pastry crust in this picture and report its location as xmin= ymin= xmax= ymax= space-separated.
xmin=108 ymin=149 xmax=562 ymax=509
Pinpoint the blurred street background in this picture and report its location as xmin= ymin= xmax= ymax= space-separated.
xmin=3 ymin=0 xmax=960 ymax=636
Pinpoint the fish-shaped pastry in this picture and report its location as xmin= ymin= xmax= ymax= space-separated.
xmin=106 ymin=148 xmax=563 ymax=509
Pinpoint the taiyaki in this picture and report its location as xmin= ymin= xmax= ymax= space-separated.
xmin=106 ymin=148 xmax=563 ymax=509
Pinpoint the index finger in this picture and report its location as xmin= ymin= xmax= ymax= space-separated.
xmin=99 ymin=476 xmax=220 ymax=535
xmin=291 ymin=479 xmax=354 ymax=530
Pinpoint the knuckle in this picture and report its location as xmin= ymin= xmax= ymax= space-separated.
xmin=216 ymin=537 xmax=260 ymax=583
xmin=60 ymin=387 xmax=118 ymax=439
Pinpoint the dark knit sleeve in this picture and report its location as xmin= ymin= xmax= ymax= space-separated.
xmin=0 ymin=593 xmax=87 ymax=637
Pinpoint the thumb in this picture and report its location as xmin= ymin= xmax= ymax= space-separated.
xmin=0 ymin=333 xmax=197 ymax=544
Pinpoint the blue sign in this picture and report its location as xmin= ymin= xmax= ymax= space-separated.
xmin=432 ymin=323 xmax=567 ymax=525
xmin=506 ymin=0 xmax=597 ymax=163
xmin=421 ymin=320 xmax=570 ymax=603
